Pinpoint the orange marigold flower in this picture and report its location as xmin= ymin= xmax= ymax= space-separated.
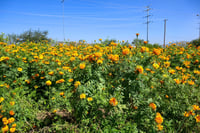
xmin=184 ymin=111 xmax=189 ymax=117
xmin=68 ymin=78 xmax=74 ymax=82
xmin=1 ymin=125 xmax=9 ymax=133
xmin=122 ymin=48 xmax=130 ymax=55
xmin=136 ymin=33 xmax=139 ymax=36
xmin=155 ymin=112 xmax=163 ymax=124
xmin=188 ymin=80 xmax=195 ymax=85
xmin=59 ymin=71 xmax=64 ymax=75
xmin=136 ymin=65 xmax=144 ymax=74
xmin=79 ymin=63 xmax=86 ymax=69
xmin=153 ymin=48 xmax=161 ymax=55
xmin=192 ymin=105 xmax=200 ymax=111
xmin=60 ymin=92 xmax=64 ymax=96
xmin=174 ymin=79 xmax=181 ymax=84
xmin=109 ymin=97 xmax=118 ymax=106
xmin=11 ymin=123 xmax=16 ymax=128
xmin=144 ymin=41 xmax=148 ymax=44
xmin=195 ymin=115 xmax=200 ymax=123
xmin=157 ymin=124 xmax=163 ymax=131
xmin=149 ymin=103 xmax=156 ymax=111
xmin=9 ymin=110 xmax=15 ymax=116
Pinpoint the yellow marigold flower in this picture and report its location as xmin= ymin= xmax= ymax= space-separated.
xmin=17 ymin=67 xmax=22 ymax=72
xmin=9 ymin=110 xmax=15 ymax=116
xmin=122 ymin=48 xmax=130 ymax=55
xmin=112 ymin=54 xmax=119 ymax=62
xmin=59 ymin=71 xmax=64 ymax=75
xmin=164 ymin=62 xmax=170 ymax=68
xmin=94 ymin=52 xmax=102 ymax=58
xmin=60 ymin=92 xmax=64 ymax=96
xmin=87 ymin=97 xmax=93 ymax=101
xmin=157 ymin=124 xmax=163 ymax=131
xmin=80 ymin=93 xmax=86 ymax=99
xmin=184 ymin=111 xmax=189 ymax=117
xmin=25 ymin=79 xmax=30 ymax=84
xmin=0 ymin=97 xmax=4 ymax=103
xmin=70 ymin=57 xmax=76 ymax=61
xmin=3 ymin=119 xmax=8 ymax=125
xmin=74 ymin=81 xmax=81 ymax=88
xmin=149 ymin=103 xmax=156 ymax=111
xmin=10 ymin=101 xmax=15 ymax=106
xmin=97 ymin=59 xmax=103 ymax=64
xmin=68 ymin=78 xmax=74 ymax=82
xmin=10 ymin=127 xmax=16 ymax=133
xmin=136 ymin=65 xmax=144 ymax=74
xmin=48 ymin=71 xmax=54 ymax=76
xmin=168 ymin=69 xmax=176 ymax=74
xmin=99 ymin=38 xmax=102 ymax=41
xmin=52 ymin=97 xmax=55 ymax=100
xmin=195 ymin=115 xmax=200 ymax=123
xmin=188 ymin=80 xmax=194 ymax=85
xmin=79 ymin=63 xmax=86 ymax=69
xmin=153 ymin=63 xmax=159 ymax=69
xmin=1 ymin=125 xmax=9 ymax=133
xmin=11 ymin=123 xmax=16 ymax=128
xmin=155 ymin=112 xmax=163 ymax=124
xmin=192 ymin=105 xmax=200 ymax=111
xmin=46 ymin=80 xmax=52 ymax=86
xmin=146 ymin=68 xmax=151 ymax=71
xmin=109 ymin=97 xmax=118 ymax=106
xmin=8 ymin=117 xmax=15 ymax=124
xmin=53 ymin=110 xmax=57 ymax=113
xmin=174 ymin=79 xmax=181 ymax=84
xmin=141 ymin=46 xmax=149 ymax=53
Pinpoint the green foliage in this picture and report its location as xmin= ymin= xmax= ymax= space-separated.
xmin=18 ymin=29 xmax=49 ymax=43
xmin=190 ymin=38 xmax=200 ymax=47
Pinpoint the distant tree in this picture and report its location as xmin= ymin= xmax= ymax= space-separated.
xmin=103 ymin=39 xmax=117 ymax=46
xmin=7 ymin=33 xmax=18 ymax=44
xmin=18 ymin=29 xmax=49 ymax=43
xmin=190 ymin=38 xmax=200 ymax=47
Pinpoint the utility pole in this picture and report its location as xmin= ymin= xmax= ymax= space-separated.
xmin=163 ymin=19 xmax=168 ymax=47
xmin=61 ymin=0 xmax=65 ymax=42
xmin=197 ymin=14 xmax=200 ymax=39
xmin=144 ymin=6 xmax=152 ymax=43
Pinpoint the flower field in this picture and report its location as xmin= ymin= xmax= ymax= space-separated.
xmin=0 ymin=40 xmax=200 ymax=132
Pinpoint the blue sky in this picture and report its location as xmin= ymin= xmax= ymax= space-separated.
xmin=0 ymin=0 xmax=200 ymax=44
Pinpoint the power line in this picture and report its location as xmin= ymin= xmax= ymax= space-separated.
xmin=144 ymin=6 xmax=152 ymax=43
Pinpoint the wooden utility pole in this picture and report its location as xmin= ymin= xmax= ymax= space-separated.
xmin=163 ymin=19 xmax=168 ymax=47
